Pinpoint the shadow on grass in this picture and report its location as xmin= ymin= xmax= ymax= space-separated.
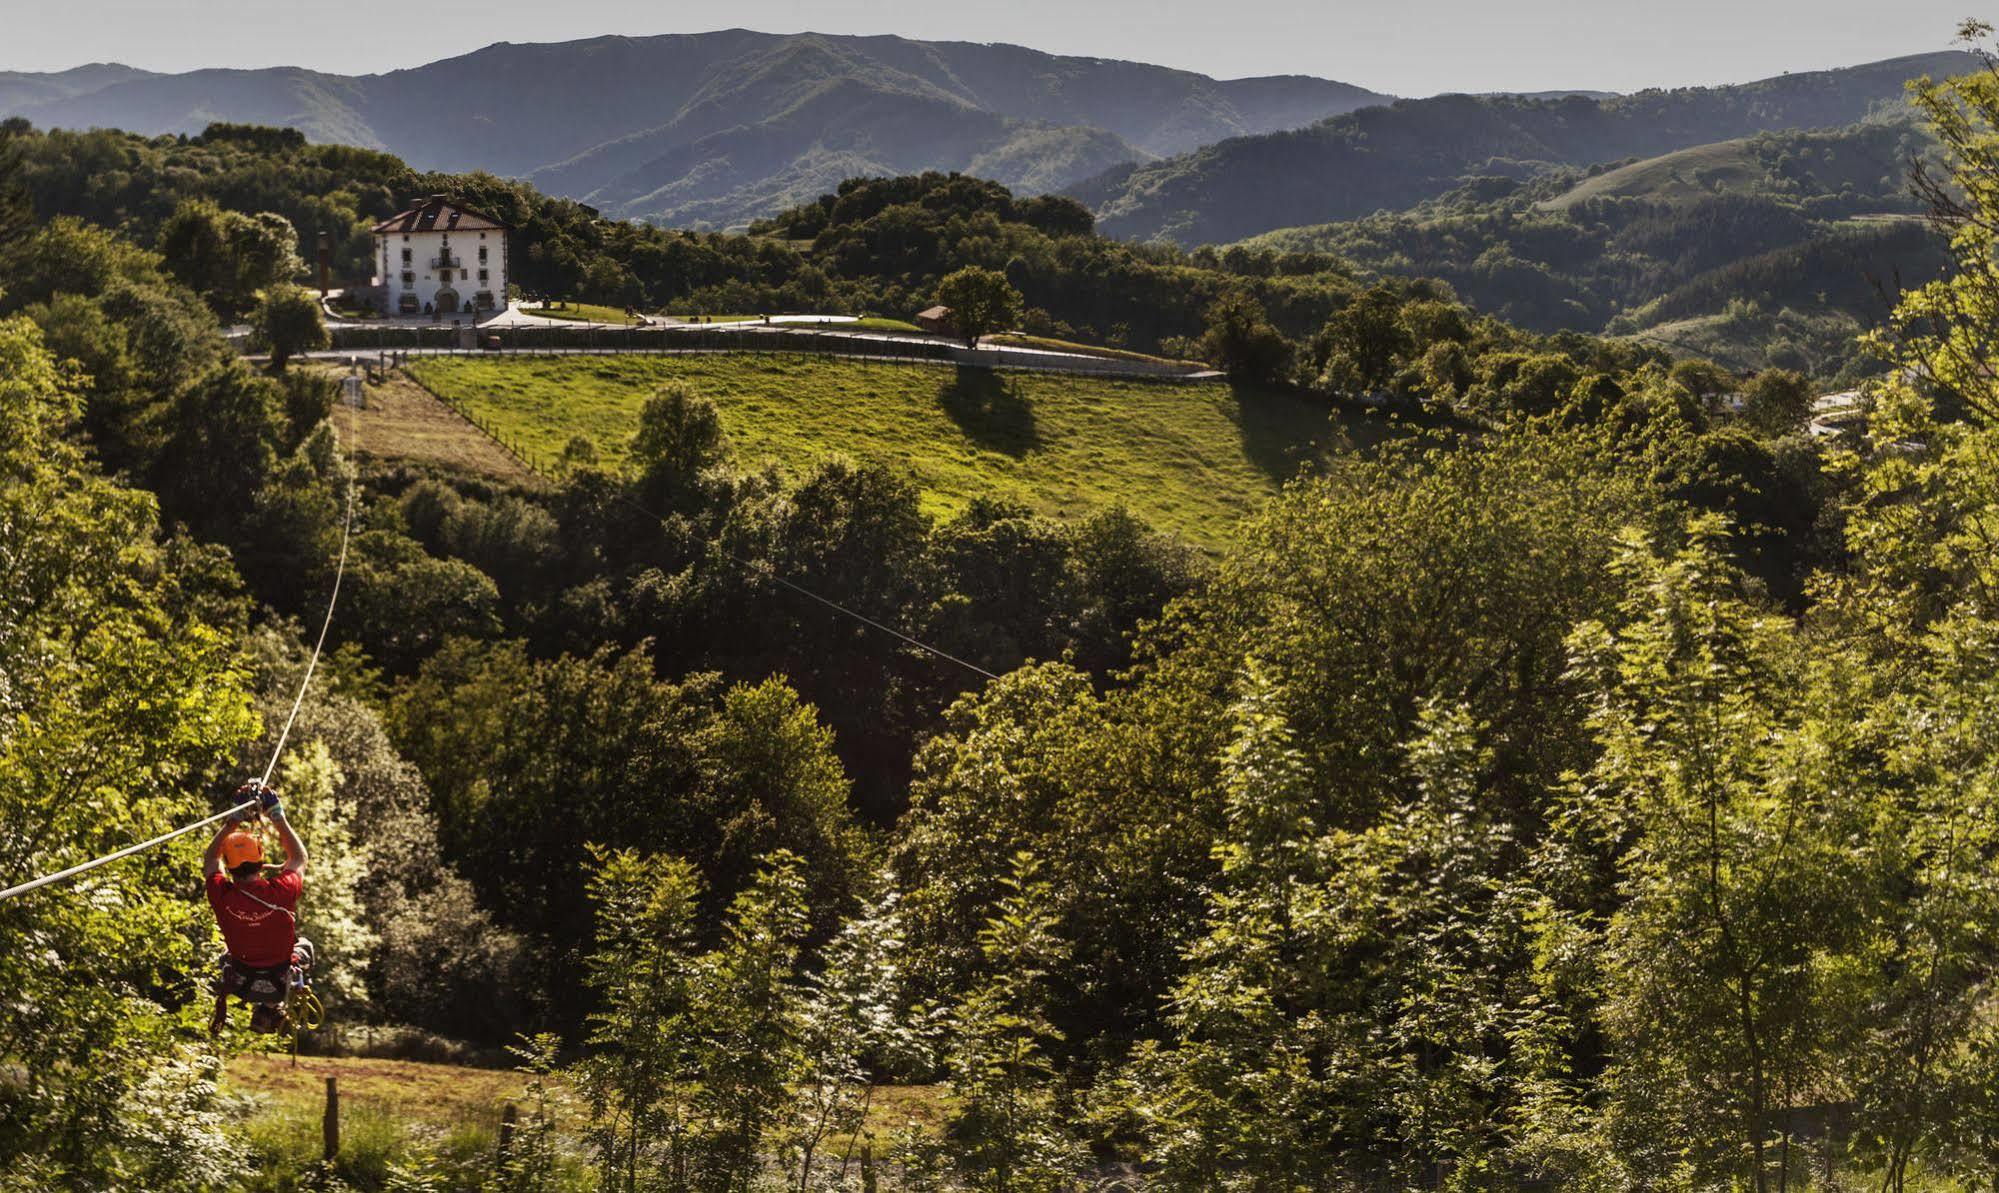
xmin=1232 ymin=383 xmax=1339 ymax=485
xmin=1232 ymin=383 xmax=1422 ymax=486
xmin=938 ymin=368 xmax=1039 ymax=457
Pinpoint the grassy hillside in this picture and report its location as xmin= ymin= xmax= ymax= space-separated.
xmin=1541 ymin=117 xmax=1931 ymax=212
xmin=1080 ymin=51 xmax=1969 ymax=245
xmin=1541 ymin=138 xmax=1775 ymax=209
xmin=404 ymin=355 xmax=1374 ymax=547
xmin=328 ymin=370 xmax=539 ymax=485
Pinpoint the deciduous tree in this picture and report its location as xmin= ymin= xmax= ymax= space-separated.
xmin=250 ymin=284 xmax=328 ymax=373
xmin=936 ymin=265 xmax=1023 ymax=347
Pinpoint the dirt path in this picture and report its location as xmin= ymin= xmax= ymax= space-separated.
xmin=329 ymin=372 xmax=540 ymax=485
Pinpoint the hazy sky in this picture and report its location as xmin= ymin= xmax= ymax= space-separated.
xmin=1 ymin=0 xmax=1974 ymax=96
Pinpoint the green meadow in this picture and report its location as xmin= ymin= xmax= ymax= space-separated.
xmin=406 ymin=354 xmax=1390 ymax=548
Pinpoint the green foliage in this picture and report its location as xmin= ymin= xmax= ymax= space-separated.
xmin=388 ymin=640 xmax=866 ymax=1021
xmin=406 ymin=354 xmax=1356 ymax=549
xmin=937 ymin=852 xmax=1084 ymax=1191
xmin=573 ymin=848 xmax=814 ymax=1191
xmin=1556 ymin=518 xmax=1872 ymax=1186
xmin=0 ymin=315 xmax=259 ymax=1183
xmin=1873 ymin=28 xmax=1999 ymax=420
xmin=1121 ymin=665 xmax=1343 ymax=1187
xmin=1307 ymin=282 xmax=1411 ymax=394
xmin=630 ymin=381 xmax=732 ymax=515
xmin=277 ymin=740 xmax=379 ymax=1014
xmin=0 ymin=118 xmax=31 ymax=249
xmin=575 ymin=847 xmax=705 ymax=1192
xmin=784 ymin=882 xmax=927 ymax=1190
xmin=9 ymin=124 xmax=399 ymax=285
xmin=158 ymin=197 xmax=304 ymax=318
xmin=501 ymin=1034 xmax=572 ymax=1193
xmin=1199 ymin=289 xmax=1293 ymax=384
xmin=251 ymin=284 xmax=330 ymax=373
xmin=934 ymin=265 xmax=1022 ymax=346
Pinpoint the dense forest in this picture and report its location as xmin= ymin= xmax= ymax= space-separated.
xmin=1076 ymin=49 xmax=1972 ymax=244
xmin=13 ymin=35 xmax=1999 ymax=1193
xmin=0 ymin=117 xmax=1376 ymax=356
xmin=3 ymin=108 xmax=1937 ymax=384
xmin=1238 ymin=116 xmax=1946 ymax=379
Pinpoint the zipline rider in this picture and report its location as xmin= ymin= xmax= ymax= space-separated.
xmin=202 ymin=781 xmax=312 ymax=1034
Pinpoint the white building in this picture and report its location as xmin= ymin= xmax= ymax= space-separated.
xmin=371 ymin=196 xmax=509 ymax=317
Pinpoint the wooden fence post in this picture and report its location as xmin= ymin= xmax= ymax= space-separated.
xmin=322 ymin=1075 xmax=339 ymax=1163
xmin=498 ymin=1101 xmax=517 ymax=1168
xmin=860 ymin=1136 xmax=877 ymax=1193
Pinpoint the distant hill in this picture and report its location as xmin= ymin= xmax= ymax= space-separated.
xmin=0 ymin=31 xmax=1388 ymax=229
xmin=1233 ymin=115 xmax=1943 ymax=379
xmin=0 ymin=62 xmax=155 ymax=113
xmin=1080 ymin=51 xmax=1973 ymax=245
xmin=1487 ymin=90 xmax=1621 ymax=102
xmin=1539 ymin=138 xmax=1790 ymax=210
xmin=1536 ymin=114 xmax=1930 ymax=212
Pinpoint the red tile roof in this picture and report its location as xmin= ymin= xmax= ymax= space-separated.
xmin=372 ymin=196 xmax=509 ymax=235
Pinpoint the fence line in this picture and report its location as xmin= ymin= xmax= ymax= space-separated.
xmin=396 ymin=365 xmax=551 ymax=476
xmin=320 ymin=323 xmax=1218 ymax=384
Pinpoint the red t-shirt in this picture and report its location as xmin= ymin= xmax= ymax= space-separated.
xmin=206 ymin=870 xmax=303 ymax=968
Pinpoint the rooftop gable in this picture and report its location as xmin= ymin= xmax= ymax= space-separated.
xmin=372 ymin=195 xmax=510 ymax=235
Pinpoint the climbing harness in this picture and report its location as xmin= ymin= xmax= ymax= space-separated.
xmin=214 ymin=937 xmax=323 ymax=1042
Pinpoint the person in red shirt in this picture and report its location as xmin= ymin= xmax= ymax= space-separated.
xmin=203 ymin=781 xmax=309 ymax=1034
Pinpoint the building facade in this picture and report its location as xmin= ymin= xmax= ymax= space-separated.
xmin=371 ymin=197 xmax=509 ymax=316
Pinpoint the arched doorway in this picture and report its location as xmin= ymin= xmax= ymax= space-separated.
xmin=435 ymin=287 xmax=460 ymax=315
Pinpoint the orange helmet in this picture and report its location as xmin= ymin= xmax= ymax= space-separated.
xmin=221 ymin=829 xmax=265 ymax=871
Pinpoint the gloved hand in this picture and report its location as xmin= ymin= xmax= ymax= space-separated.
xmin=237 ymin=781 xmax=281 ymax=816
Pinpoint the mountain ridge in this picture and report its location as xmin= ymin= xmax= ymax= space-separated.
xmin=0 ymin=30 xmax=1388 ymax=228
xmin=1079 ymin=49 xmax=1975 ymax=244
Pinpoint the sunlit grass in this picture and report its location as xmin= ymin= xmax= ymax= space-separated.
xmin=224 ymin=1053 xmax=943 ymax=1191
xmin=526 ymin=301 xmax=643 ymax=323
xmin=406 ymin=354 xmax=1385 ymax=547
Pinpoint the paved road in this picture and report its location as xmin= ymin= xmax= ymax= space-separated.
xmin=295 ymin=337 xmax=1222 ymax=383
xmin=324 ymin=306 xmax=1129 ymax=364
xmin=323 ymin=316 xmax=1203 ymax=371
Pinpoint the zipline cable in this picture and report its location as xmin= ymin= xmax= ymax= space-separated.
xmin=604 ymin=488 xmax=1001 ymax=683
xmin=257 ymin=441 xmax=358 ymax=789
xmin=0 ymin=398 xmax=363 ymax=902
xmin=731 ymin=549 xmax=1002 ymax=682
xmin=0 ymin=800 xmax=262 ymax=902
xmin=409 ymin=359 xmax=995 ymax=682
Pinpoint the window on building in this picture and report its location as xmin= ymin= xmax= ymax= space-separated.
xmin=479 ymin=269 xmax=489 ymax=282
xmin=402 ymin=271 xmax=414 ymax=284
xmin=478 ymin=245 xmax=488 ymax=262
xmin=401 ymin=248 xmax=412 ymax=264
